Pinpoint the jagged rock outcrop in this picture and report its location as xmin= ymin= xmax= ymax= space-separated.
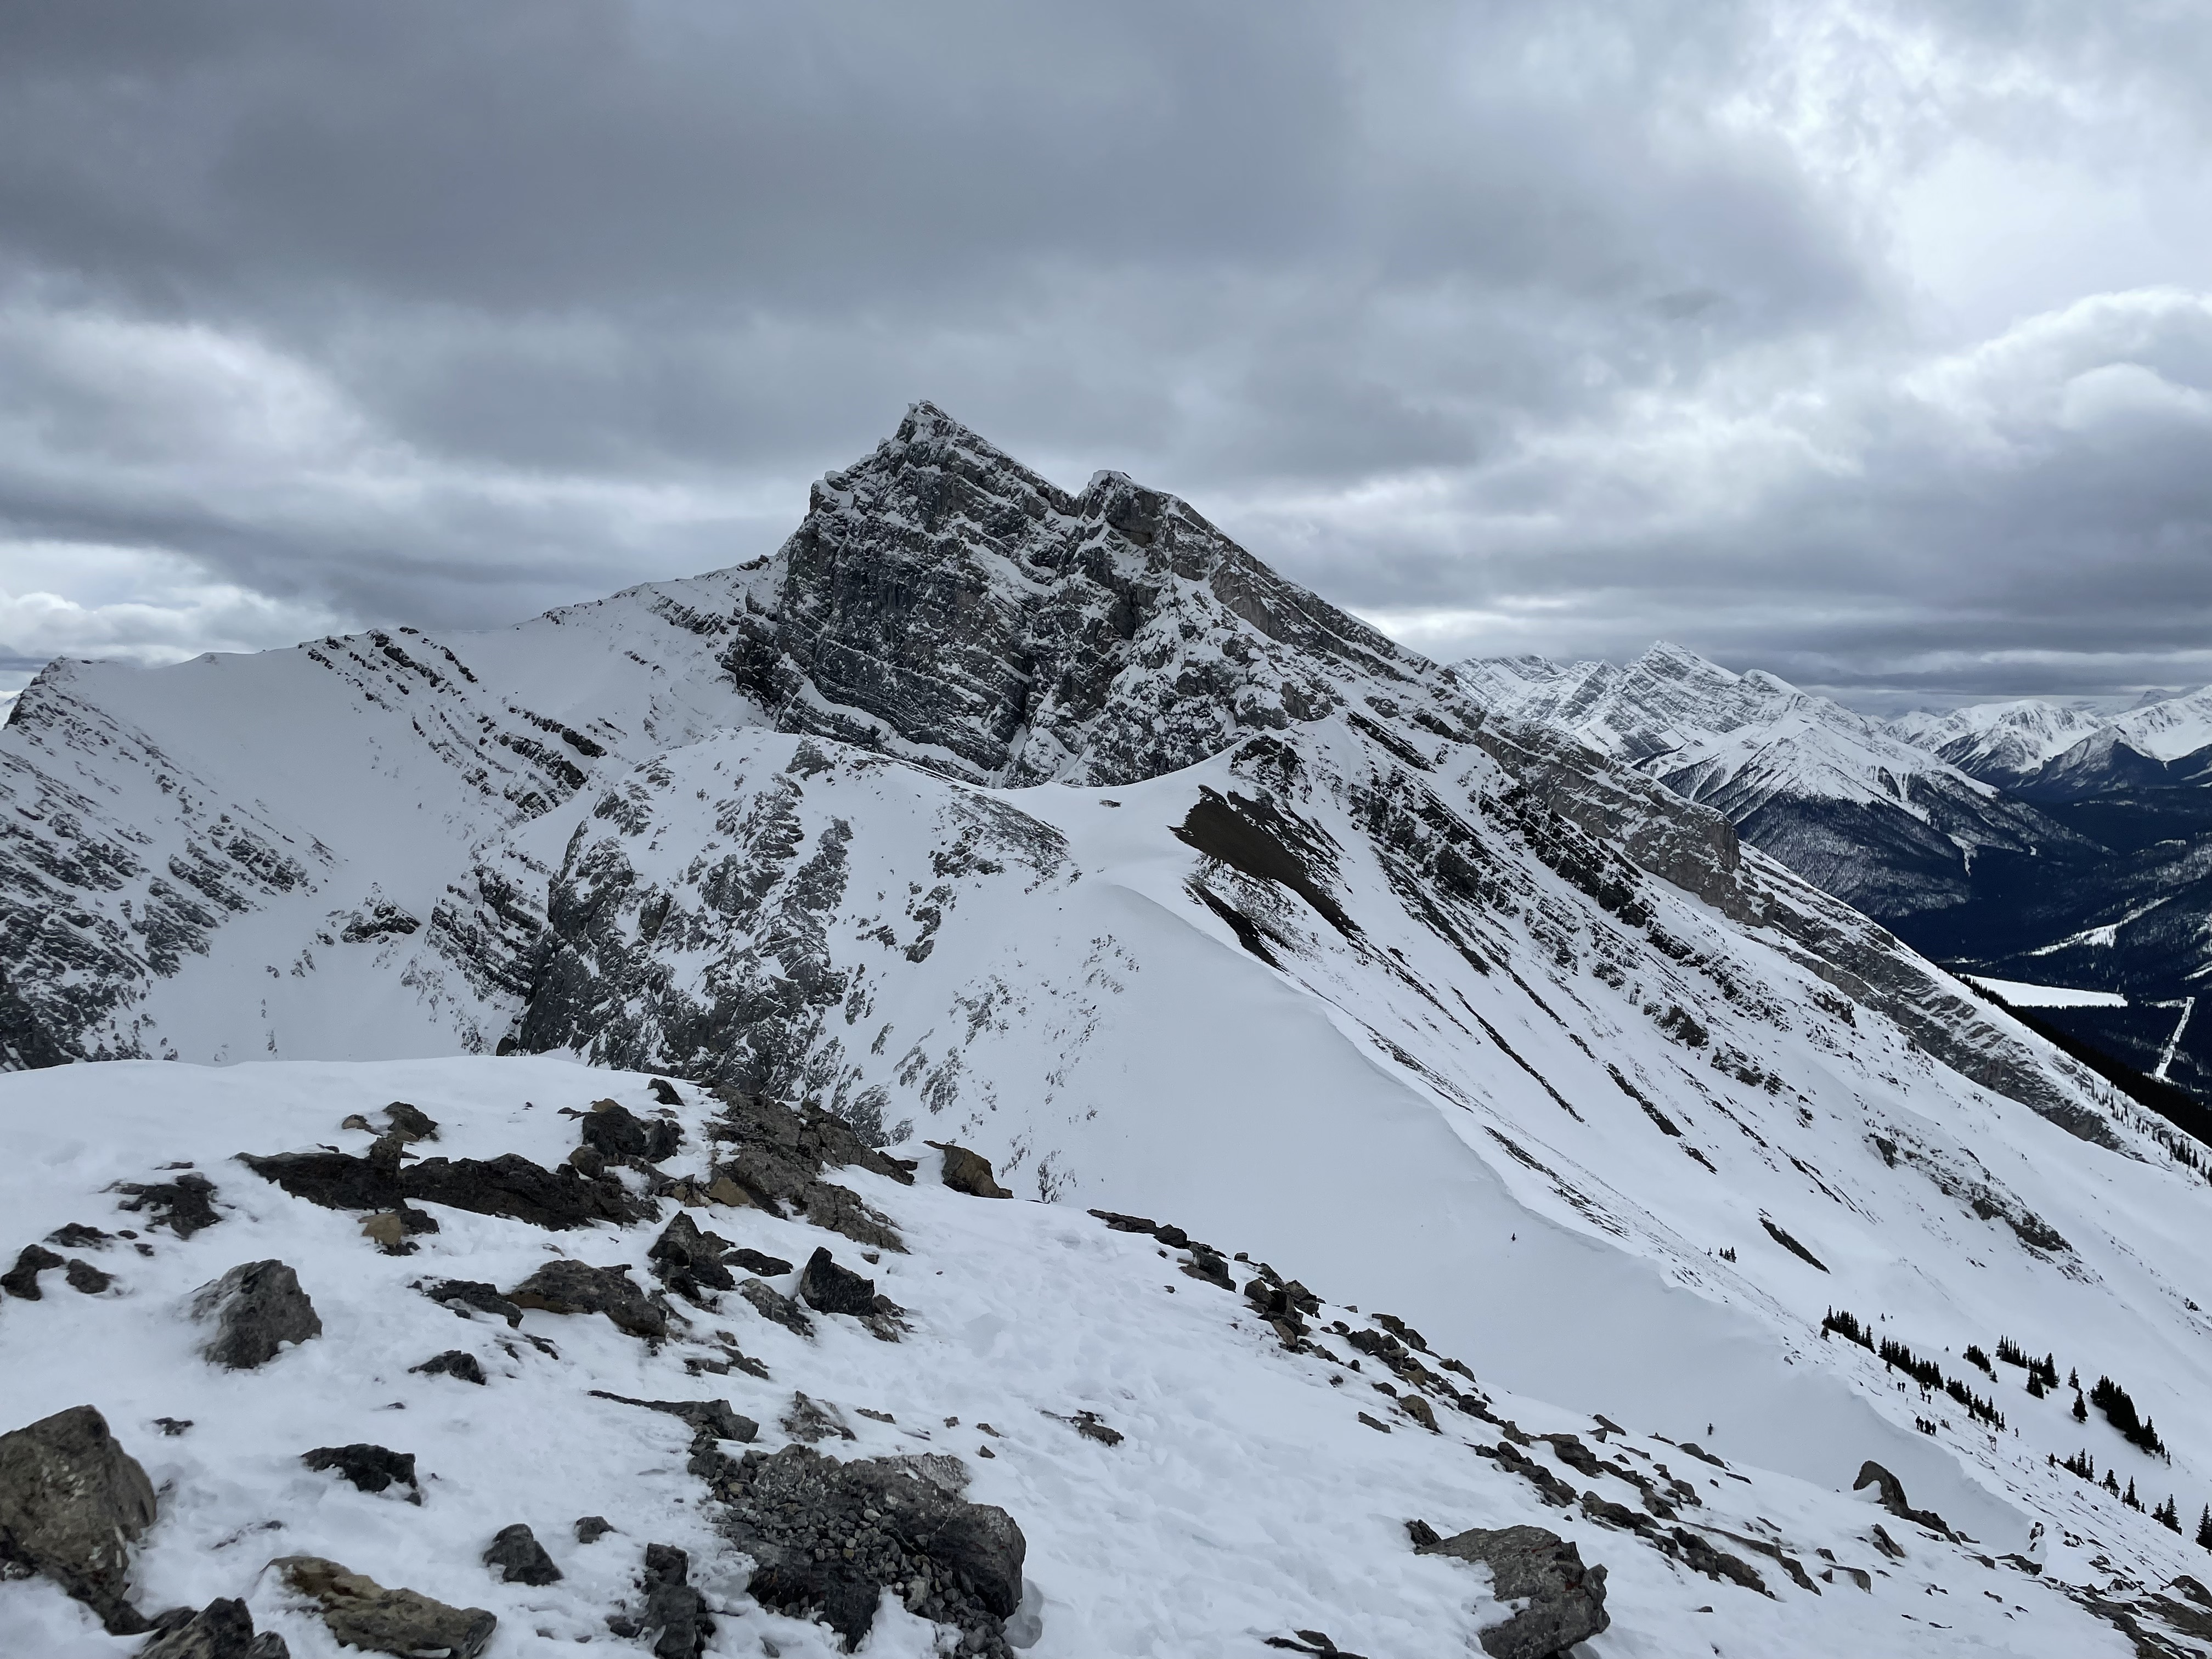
xmin=1412 ymin=1521 xmax=1610 ymax=1659
xmin=690 ymin=1442 xmax=1026 ymax=1656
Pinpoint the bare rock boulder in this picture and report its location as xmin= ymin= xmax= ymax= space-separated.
xmin=190 ymin=1261 xmax=321 ymax=1370
xmin=269 ymin=1555 xmax=495 ymax=1658
xmin=1414 ymin=1522 xmax=1609 ymax=1659
xmin=0 ymin=1404 xmax=158 ymax=1633
xmin=927 ymin=1141 xmax=1012 ymax=1199
xmin=506 ymin=1260 xmax=668 ymax=1340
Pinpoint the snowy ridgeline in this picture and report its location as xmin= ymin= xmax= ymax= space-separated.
xmin=2 ymin=405 xmax=2211 ymax=1657
xmin=2 ymin=1056 xmax=2202 ymax=1659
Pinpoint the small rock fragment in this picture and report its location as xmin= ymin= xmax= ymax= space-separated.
xmin=798 ymin=1247 xmax=877 ymax=1317
xmin=154 ymin=1418 xmax=194 ymax=1437
xmin=422 ymin=1278 xmax=523 ymax=1327
xmin=575 ymin=1516 xmax=615 ymax=1544
xmin=65 ymin=1257 xmax=114 ymax=1294
xmin=300 ymin=1444 xmax=419 ymax=1499
xmin=2 ymin=1243 xmax=65 ymax=1299
xmin=737 ymin=1277 xmax=814 ymax=1338
xmin=730 ymin=1247 xmax=792 ymax=1276
xmin=1396 ymin=1394 xmax=1439 ymax=1434
xmin=0 ymin=1404 xmax=158 ymax=1633
xmin=926 ymin=1141 xmax=1012 ymax=1198
xmin=649 ymin=1078 xmax=684 ymax=1106
xmin=381 ymin=1102 xmax=439 ymax=1142
xmin=190 ymin=1261 xmax=322 ymax=1370
xmin=410 ymin=1350 xmax=488 ymax=1386
xmin=45 ymin=1223 xmax=113 ymax=1251
xmin=588 ymin=1391 xmax=759 ymax=1443
xmin=780 ymin=1392 xmax=855 ymax=1444
xmin=1666 ymin=1527 xmax=1768 ymax=1595
xmin=270 ymin=1555 xmax=495 ymax=1659
xmin=114 ymin=1172 xmax=222 ymax=1238
xmin=1072 ymin=1412 xmax=1122 ymax=1447
xmin=482 ymin=1523 xmax=562 ymax=1586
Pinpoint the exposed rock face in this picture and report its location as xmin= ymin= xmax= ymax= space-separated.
xmin=798 ymin=1247 xmax=878 ymax=1317
xmin=506 ymin=1259 xmax=669 ymax=1339
xmin=1 ymin=1243 xmax=65 ymax=1298
xmin=138 ymin=1596 xmax=290 ymax=1658
xmin=1853 ymin=1460 xmax=1954 ymax=1539
xmin=647 ymin=1213 xmax=738 ymax=1302
xmin=0 ymin=404 xmax=2146 ymax=1178
xmin=929 ymin=1141 xmax=1012 ymax=1199
xmin=639 ymin=1542 xmax=713 ymax=1659
xmin=240 ymin=1144 xmax=650 ymax=1230
xmin=0 ymin=1404 xmax=158 ymax=1633
xmin=300 ymin=1443 xmax=419 ymax=1499
xmin=1413 ymin=1522 xmax=1610 ymax=1659
xmin=269 ymin=1555 xmax=495 ymax=1659
xmin=190 ymin=1260 xmax=321 ymax=1370
xmin=579 ymin=1099 xmax=683 ymax=1164
xmin=690 ymin=1442 xmax=1026 ymax=1656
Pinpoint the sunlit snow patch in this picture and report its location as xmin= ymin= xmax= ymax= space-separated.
xmin=1963 ymin=975 xmax=2128 ymax=1008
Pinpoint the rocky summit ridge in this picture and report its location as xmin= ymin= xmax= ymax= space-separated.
xmin=2 ymin=406 xmax=2211 ymax=1657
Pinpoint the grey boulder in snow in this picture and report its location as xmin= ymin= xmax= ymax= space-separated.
xmin=0 ymin=1404 xmax=157 ymax=1633
xmin=189 ymin=1261 xmax=321 ymax=1370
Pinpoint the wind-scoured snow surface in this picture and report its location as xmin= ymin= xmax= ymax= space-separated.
xmin=4 ymin=405 xmax=2212 ymax=1654
xmin=0 ymin=1057 xmax=2196 ymax=1658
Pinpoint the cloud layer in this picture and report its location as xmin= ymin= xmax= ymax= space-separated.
xmin=2 ymin=0 xmax=2207 ymax=705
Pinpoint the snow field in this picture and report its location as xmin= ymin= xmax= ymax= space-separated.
xmin=0 ymin=1056 xmax=2157 ymax=1657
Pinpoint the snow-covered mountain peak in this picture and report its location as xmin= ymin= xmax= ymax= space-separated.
xmin=7 ymin=408 xmax=2212 ymax=1656
xmin=1457 ymin=643 xmax=2090 ymax=917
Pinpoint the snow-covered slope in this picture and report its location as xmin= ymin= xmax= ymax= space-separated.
xmin=4 ymin=1057 xmax=2209 ymax=1658
xmin=1457 ymin=645 xmax=2084 ymax=918
xmin=4 ymin=407 xmax=2211 ymax=1655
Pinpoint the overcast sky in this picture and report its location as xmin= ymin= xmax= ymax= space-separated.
xmin=3 ymin=1 xmax=2208 ymax=712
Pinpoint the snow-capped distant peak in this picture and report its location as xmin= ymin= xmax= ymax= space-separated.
xmin=1456 ymin=641 xmax=2085 ymax=916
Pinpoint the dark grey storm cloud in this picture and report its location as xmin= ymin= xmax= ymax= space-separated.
xmin=1 ymin=0 xmax=2207 ymax=706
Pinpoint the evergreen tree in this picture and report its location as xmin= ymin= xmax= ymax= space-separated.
xmin=2073 ymin=1390 xmax=2089 ymax=1422
xmin=2197 ymin=1505 xmax=2212 ymax=1551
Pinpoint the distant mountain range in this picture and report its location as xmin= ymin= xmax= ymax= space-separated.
xmin=1463 ymin=646 xmax=2212 ymax=1103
